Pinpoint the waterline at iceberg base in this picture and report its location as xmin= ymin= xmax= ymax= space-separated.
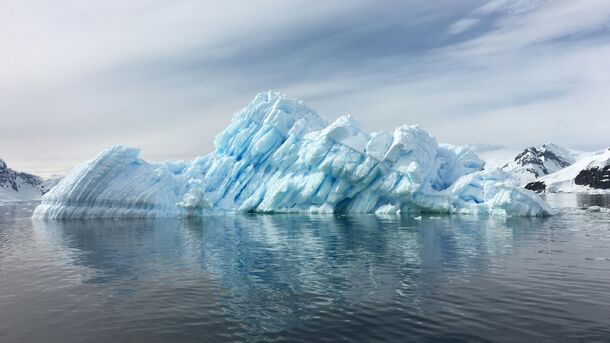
xmin=33 ymin=92 xmax=554 ymax=219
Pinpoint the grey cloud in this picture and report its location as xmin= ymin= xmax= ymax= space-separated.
xmin=1 ymin=0 xmax=609 ymax=176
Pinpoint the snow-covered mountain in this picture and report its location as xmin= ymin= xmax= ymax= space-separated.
xmin=471 ymin=142 xmax=609 ymax=194
xmin=34 ymin=92 xmax=553 ymax=219
xmin=472 ymin=143 xmax=590 ymax=186
xmin=502 ymin=144 xmax=576 ymax=185
xmin=525 ymin=148 xmax=610 ymax=193
xmin=0 ymin=159 xmax=53 ymax=202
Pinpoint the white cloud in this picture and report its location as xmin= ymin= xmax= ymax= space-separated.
xmin=458 ymin=0 xmax=610 ymax=55
xmin=1 ymin=0 xmax=609 ymax=175
xmin=448 ymin=18 xmax=479 ymax=35
xmin=475 ymin=0 xmax=549 ymax=15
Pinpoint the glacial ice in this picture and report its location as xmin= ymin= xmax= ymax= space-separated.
xmin=33 ymin=92 xmax=555 ymax=218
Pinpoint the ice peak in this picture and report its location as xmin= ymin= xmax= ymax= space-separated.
xmin=239 ymin=91 xmax=325 ymax=130
xmin=214 ymin=92 xmax=327 ymax=156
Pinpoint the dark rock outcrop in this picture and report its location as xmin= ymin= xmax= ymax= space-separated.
xmin=574 ymin=166 xmax=610 ymax=190
xmin=524 ymin=181 xmax=546 ymax=193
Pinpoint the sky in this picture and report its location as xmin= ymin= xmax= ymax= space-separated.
xmin=1 ymin=0 xmax=610 ymax=176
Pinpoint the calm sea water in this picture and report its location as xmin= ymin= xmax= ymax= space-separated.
xmin=1 ymin=195 xmax=610 ymax=342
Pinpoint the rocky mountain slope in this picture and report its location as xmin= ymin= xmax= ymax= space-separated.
xmin=525 ymin=148 xmax=610 ymax=193
xmin=495 ymin=144 xmax=577 ymax=185
xmin=473 ymin=143 xmax=590 ymax=186
xmin=0 ymin=159 xmax=59 ymax=201
xmin=472 ymin=143 xmax=610 ymax=193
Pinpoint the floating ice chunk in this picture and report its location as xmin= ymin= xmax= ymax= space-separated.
xmin=34 ymin=92 xmax=555 ymax=219
xmin=375 ymin=204 xmax=401 ymax=215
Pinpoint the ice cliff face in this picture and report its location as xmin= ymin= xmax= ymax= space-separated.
xmin=34 ymin=92 xmax=554 ymax=218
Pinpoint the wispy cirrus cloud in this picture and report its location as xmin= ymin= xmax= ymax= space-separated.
xmin=449 ymin=18 xmax=480 ymax=35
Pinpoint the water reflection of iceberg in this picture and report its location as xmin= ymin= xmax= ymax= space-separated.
xmin=32 ymin=214 xmax=548 ymax=335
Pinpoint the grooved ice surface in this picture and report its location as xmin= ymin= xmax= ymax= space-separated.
xmin=33 ymin=92 xmax=554 ymax=218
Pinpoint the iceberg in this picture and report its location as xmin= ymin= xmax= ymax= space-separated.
xmin=33 ymin=92 xmax=555 ymax=218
